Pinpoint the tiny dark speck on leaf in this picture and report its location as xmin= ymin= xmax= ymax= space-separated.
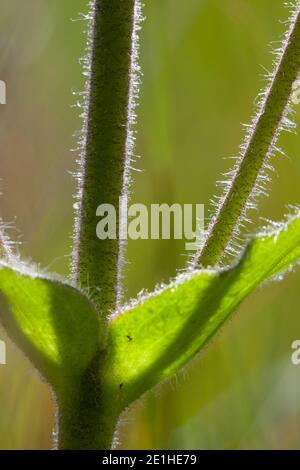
xmin=126 ymin=334 xmax=133 ymax=342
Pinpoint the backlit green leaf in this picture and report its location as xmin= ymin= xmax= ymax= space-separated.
xmin=0 ymin=263 xmax=101 ymax=390
xmin=105 ymin=213 xmax=300 ymax=408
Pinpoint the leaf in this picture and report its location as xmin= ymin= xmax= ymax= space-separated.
xmin=105 ymin=212 xmax=300 ymax=408
xmin=0 ymin=263 xmax=101 ymax=390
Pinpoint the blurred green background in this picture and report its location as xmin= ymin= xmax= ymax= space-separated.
xmin=1 ymin=0 xmax=300 ymax=450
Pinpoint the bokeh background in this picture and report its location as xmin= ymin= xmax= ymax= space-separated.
xmin=1 ymin=0 xmax=300 ymax=450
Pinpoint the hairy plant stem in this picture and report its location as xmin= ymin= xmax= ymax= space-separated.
xmin=57 ymin=357 xmax=119 ymax=450
xmin=73 ymin=0 xmax=137 ymax=318
xmin=66 ymin=0 xmax=138 ymax=450
xmin=195 ymin=5 xmax=300 ymax=268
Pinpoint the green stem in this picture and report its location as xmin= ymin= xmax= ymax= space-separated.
xmin=66 ymin=0 xmax=139 ymax=449
xmin=73 ymin=0 xmax=138 ymax=317
xmin=56 ymin=357 xmax=119 ymax=450
xmin=195 ymin=5 xmax=300 ymax=267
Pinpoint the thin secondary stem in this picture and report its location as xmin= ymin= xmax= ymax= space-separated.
xmin=195 ymin=4 xmax=300 ymax=267
xmin=73 ymin=0 xmax=138 ymax=318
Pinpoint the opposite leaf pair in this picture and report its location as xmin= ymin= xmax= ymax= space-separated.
xmin=1 ymin=0 xmax=300 ymax=450
xmin=1 ymin=211 xmax=300 ymax=425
